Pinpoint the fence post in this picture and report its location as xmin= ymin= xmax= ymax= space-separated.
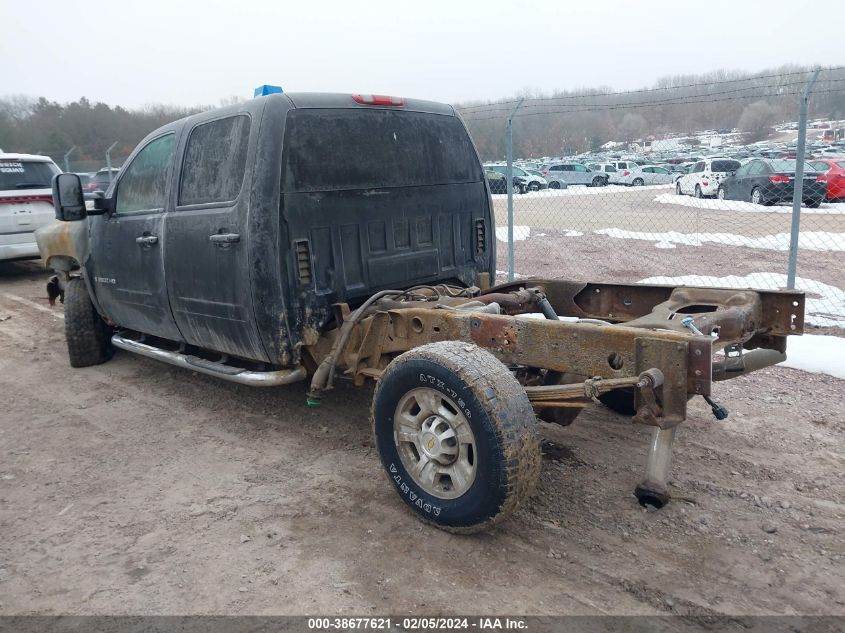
xmin=105 ymin=141 xmax=119 ymax=183
xmin=505 ymin=97 xmax=525 ymax=282
xmin=63 ymin=146 xmax=77 ymax=172
xmin=787 ymin=68 xmax=820 ymax=289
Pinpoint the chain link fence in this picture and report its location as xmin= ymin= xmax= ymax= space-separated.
xmin=458 ymin=68 xmax=845 ymax=333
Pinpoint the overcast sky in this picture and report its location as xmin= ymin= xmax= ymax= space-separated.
xmin=2 ymin=0 xmax=843 ymax=109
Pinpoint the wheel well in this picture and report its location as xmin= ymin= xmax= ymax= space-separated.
xmin=46 ymin=255 xmax=81 ymax=273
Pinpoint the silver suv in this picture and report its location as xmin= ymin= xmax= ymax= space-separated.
xmin=542 ymin=162 xmax=608 ymax=188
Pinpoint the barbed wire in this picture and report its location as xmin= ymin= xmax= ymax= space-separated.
xmin=455 ymin=66 xmax=845 ymax=113
xmin=459 ymin=87 xmax=845 ymax=122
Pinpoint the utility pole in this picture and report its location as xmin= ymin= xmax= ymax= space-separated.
xmin=787 ymin=68 xmax=821 ymax=289
xmin=105 ymin=141 xmax=119 ymax=183
xmin=63 ymin=146 xmax=77 ymax=173
xmin=506 ymin=97 xmax=525 ymax=282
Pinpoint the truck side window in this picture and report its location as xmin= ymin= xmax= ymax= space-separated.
xmin=179 ymin=115 xmax=250 ymax=206
xmin=115 ymin=134 xmax=175 ymax=214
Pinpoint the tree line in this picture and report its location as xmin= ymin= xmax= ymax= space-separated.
xmin=1 ymin=65 xmax=843 ymax=169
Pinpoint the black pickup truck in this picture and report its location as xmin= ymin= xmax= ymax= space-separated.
xmin=37 ymin=92 xmax=804 ymax=532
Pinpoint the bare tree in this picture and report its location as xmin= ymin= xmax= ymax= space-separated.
xmin=738 ymin=100 xmax=779 ymax=143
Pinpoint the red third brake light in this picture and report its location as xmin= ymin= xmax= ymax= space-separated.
xmin=0 ymin=195 xmax=53 ymax=205
xmin=768 ymin=175 xmax=790 ymax=183
xmin=352 ymin=94 xmax=405 ymax=107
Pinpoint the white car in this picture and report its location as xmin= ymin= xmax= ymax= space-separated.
xmin=587 ymin=163 xmax=622 ymax=184
xmin=617 ymin=165 xmax=676 ymax=186
xmin=1 ymin=153 xmax=61 ymax=261
xmin=485 ymin=164 xmax=547 ymax=191
xmin=676 ymin=158 xmax=742 ymax=198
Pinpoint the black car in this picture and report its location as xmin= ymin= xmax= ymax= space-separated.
xmin=717 ymin=159 xmax=826 ymax=208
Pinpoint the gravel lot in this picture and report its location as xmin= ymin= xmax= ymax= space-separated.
xmin=1 ymin=258 xmax=843 ymax=618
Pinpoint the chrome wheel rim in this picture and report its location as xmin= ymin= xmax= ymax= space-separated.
xmin=393 ymin=387 xmax=477 ymax=499
xmin=718 ymin=188 xmax=725 ymax=199
xmin=752 ymin=189 xmax=761 ymax=204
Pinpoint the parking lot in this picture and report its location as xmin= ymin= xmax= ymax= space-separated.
xmin=2 ymin=258 xmax=843 ymax=616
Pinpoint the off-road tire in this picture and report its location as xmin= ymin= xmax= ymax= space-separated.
xmin=372 ymin=341 xmax=541 ymax=532
xmin=64 ymin=277 xmax=112 ymax=368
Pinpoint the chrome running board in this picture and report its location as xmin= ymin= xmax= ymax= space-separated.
xmin=111 ymin=334 xmax=307 ymax=387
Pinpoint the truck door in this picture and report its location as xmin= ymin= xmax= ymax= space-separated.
xmin=163 ymin=111 xmax=270 ymax=362
xmin=87 ymin=132 xmax=183 ymax=341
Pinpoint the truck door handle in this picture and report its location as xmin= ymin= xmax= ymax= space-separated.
xmin=209 ymin=233 xmax=240 ymax=244
xmin=135 ymin=235 xmax=159 ymax=245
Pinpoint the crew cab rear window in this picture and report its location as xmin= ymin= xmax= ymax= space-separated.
xmin=179 ymin=115 xmax=250 ymax=206
xmin=282 ymin=109 xmax=482 ymax=192
xmin=0 ymin=160 xmax=59 ymax=190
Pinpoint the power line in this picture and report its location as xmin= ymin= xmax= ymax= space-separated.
xmin=457 ymin=87 xmax=845 ymax=123
xmin=455 ymin=66 xmax=845 ymax=113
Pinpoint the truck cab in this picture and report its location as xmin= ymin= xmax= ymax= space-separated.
xmin=40 ymin=92 xmax=495 ymax=368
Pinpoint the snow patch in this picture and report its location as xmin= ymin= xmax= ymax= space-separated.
xmin=654 ymin=192 xmax=845 ymax=215
xmin=495 ymin=225 xmax=530 ymax=242
xmin=779 ymin=334 xmax=845 ymax=380
xmin=638 ymin=272 xmax=845 ymax=328
xmin=594 ymin=228 xmax=845 ymax=252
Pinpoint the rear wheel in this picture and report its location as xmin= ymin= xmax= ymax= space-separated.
xmin=694 ymin=184 xmax=703 ymax=198
xmin=549 ymin=181 xmax=561 ymax=190
xmin=372 ymin=341 xmax=541 ymax=532
xmin=64 ymin=277 xmax=113 ymax=368
xmin=591 ymin=176 xmax=604 ymax=187
xmin=751 ymin=186 xmax=766 ymax=205
xmin=675 ymin=182 xmax=683 ymax=196
xmin=632 ymin=177 xmax=644 ymax=187
xmin=717 ymin=186 xmax=726 ymax=200
xmin=529 ymin=182 xmax=540 ymax=192
xmin=805 ymin=198 xmax=821 ymax=208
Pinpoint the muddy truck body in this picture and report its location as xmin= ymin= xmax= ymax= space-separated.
xmin=37 ymin=92 xmax=805 ymax=531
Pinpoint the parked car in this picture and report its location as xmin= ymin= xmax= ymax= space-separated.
xmin=484 ymin=164 xmax=544 ymax=192
xmin=0 ymin=152 xmax=61 ymax=261
xmin=91 ymin=168 xmax=120 ymax=192
xmin=586 ymin=163 xmax=619 ymax=184
xmin=808 ymin=159 xmax=845 ymax=201
xmin=616 ymin=165 xmax=676 ymax=186
xmin=484 ymin=168 xmax=508 ymax=194
xmin=543 ymin=162 xmax=607 ymax=188
xmin=75 ymin=172 xmax=94 ymax=192
xmin=676 ymin=158 xmax=742 ymax=198
xmin=716 ymin=159 xmax=826 ymax=207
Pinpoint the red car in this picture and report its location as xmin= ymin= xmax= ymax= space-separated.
xmin=809 ymin=158 xmax=845 ymax=201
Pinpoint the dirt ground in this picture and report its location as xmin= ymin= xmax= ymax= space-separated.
xmin=1 ymin=260 xmax=843 ymax=617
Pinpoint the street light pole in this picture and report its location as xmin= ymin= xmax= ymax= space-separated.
xmin=63 ymin=146 xmax=77 ymax=173
xmin=105 ymin=141 xmax=119 ymax=183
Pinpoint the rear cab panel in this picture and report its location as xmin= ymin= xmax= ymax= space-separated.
xmin=268 ymin=93 xmax=496 ymax=363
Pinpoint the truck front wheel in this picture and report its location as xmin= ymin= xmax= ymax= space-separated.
xmin=64 ymin=277 xmax=113 ymax=368
xmin=372 ymin=341 xmax=541 ymax=532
